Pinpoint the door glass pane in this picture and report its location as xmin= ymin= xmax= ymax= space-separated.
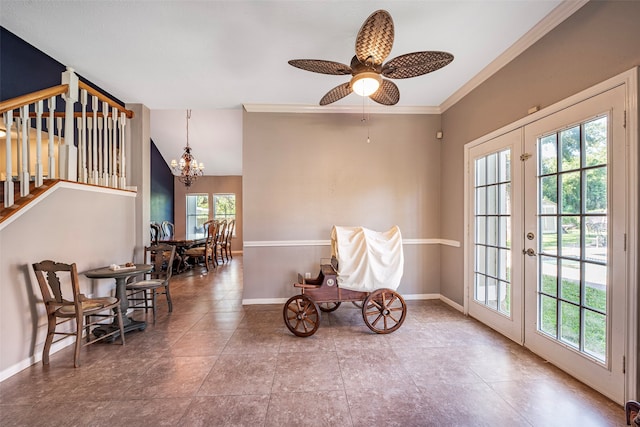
xmin=560 ymin=126 xmax=580 ymax=172
xmin=585 ymin=167 xmax=607 ymax=213
xmin=584 ymin=117 xmax=607 ymax=167
xmin=560 ymin=301 xmax=580 ymax=348
xmin=473 ymin=149 xmax=512 ymax=316
xmin=540 ymin=294 xmax=557 ymax=336
xmin=560 ymin=216 xmax=581 ymax=258
xmin=561 ymin=171 xmax=581 ymax=214
xmin=536 ymin=115 xmax=609 ymax=363
xmin=540 ymin=134 xmax=558 ymax=175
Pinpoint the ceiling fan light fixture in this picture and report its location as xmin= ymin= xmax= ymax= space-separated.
xmin=350 ymin=72 xmax=382 ymax=97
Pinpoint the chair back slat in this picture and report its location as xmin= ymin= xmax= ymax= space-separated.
xmin=32 ymin=260 xmax=76 ymax=305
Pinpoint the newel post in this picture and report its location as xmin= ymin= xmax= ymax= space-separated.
xmin=60 ymin=67 xmax=78 ymax=181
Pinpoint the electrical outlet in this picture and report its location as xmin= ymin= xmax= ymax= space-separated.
xmin=305 ymin=272 xmax=311 ymax=279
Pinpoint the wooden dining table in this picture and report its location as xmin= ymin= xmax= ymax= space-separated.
xmin=83 ymin=263 xmax=153 ymax=340
xmin=160 ymin=236 xmax=207 ymax=272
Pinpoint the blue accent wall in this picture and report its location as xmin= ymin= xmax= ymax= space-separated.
xmin=150 ymin=139 xmax=174 ymax=225
xmin=1 ymin=26 xmax=175 ymax=221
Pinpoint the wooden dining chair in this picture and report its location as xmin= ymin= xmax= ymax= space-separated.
xmin=126 ymin=244 xmax=176 ymax=323
xmin=32 ymin=260 xmax=125 ymax=368
xmin=214 ymin=219 xmax=227 ymax=265
xmin=183 ymin=221 xmax=218 ymax=271
xmin=161 ymin=221 xmax=175 ymax=239
xmin=222 ymin=219 xmax=235 ymax=261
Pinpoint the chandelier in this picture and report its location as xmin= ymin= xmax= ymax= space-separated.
xmin=170 ymin=109 xmax=204 ymax=188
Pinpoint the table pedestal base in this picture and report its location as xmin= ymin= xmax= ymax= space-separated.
xmin=93 ymin=317 xmax=146 ymax=342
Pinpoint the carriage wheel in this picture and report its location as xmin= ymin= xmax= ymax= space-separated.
xmin=361 ymin=288 xmax=407 ymax=334
xmin=283 ymin=295 xmax=320 ymax=337
xmin=319 ymin=301 xmax=341 ymax=312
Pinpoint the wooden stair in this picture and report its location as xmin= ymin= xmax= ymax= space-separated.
xmin=0 ymin=179 xmax=58 ymax=224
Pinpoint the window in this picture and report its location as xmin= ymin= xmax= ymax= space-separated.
xmin=213 ymin=193 xmax=236 ymax=234
xmin=186 ymin=194 xmax=209 ymax=239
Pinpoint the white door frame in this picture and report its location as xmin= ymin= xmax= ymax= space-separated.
xmin=463 ymin=67 xmax=638 ymax=401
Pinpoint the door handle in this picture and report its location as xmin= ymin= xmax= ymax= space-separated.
xmin=522 ymin=248 xmax=536 ymax=256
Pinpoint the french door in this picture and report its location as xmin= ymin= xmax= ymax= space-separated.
xmin=467 ymin=84 xmax=627 ymax=404
xmin=467 ymin=129 xmax=524 ymax=344
xmin=523 ymin=85 xmax=626 ymax=403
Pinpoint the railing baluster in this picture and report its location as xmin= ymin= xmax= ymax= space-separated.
xmin=119 ymin=111 xmax=126 ymax=189
xmin=3 ymin=110 xmax=14 ymax=207
xmin=92 ymin=96 xmax=98 ymax=184
xmin=56 ymin=116 xmax=63 ymax=180
xmin=111 ymin=106 xmax=118 ymax=187
xmin=80 ymin=89 xmax=88 ymax=183
xmin=102 ymin=101 xmax=109 ymax=186
xmin=35 ymin=100 xmax=43 ymax=187
xmin=47 ymin=97 xmax=56 ymax=180
xmin=20 ymin=105 xmax=29 ymax=197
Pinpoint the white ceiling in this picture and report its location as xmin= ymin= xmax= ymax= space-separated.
xmin=1 ymin=1 xmax=584 ymax=176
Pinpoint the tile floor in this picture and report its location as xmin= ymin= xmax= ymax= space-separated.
xmin=0 ymin=256 xmax=627 ymax=426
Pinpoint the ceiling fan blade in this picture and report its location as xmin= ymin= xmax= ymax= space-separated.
xmin=288 ymin=59 xmax=352 ymax=75
xmin=319 ymin=83 xmax=353 ymax=105
xmin=355 ymin=9 xmax=394 ymax=66
xmin=369 ymin=79 xmax=399 ymax=106
xmin=382 ymin=51 xmax=454 ymax=79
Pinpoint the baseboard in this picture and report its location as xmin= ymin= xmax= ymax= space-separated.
xmin=0 ymin=337 xmax=74 ymax=382
xmin=439 ymin=294 xmax=464 ymax=312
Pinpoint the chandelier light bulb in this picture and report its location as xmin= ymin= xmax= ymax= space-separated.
xmin=351 ymin=72 xmax=382 ymax=97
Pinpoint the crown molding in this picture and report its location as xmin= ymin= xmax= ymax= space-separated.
xmin=439 ymin=0 xmax=588 ymax=113
xmin=243 ymin=103 xmax=441 ymax=115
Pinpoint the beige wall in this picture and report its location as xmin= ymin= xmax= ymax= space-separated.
xmin=439 ymin=0 xmax=640 ymax=305
xmin=242 ymin=111 xmax=442 ymax=300
xmin=0 ymin=184 xmax=136 ymax=379
xmin=173 ymin=175 xmax=243 ymax=251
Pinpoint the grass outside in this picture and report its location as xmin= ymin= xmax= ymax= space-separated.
xmin=540 ymin=274 xmax=606 ymax=360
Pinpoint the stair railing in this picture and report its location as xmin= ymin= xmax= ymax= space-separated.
xmin=0 ymin=67 xmax=134 ymax=208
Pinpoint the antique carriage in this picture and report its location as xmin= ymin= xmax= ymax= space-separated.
xmin=283 ymin=226 xmax=407 ymax=337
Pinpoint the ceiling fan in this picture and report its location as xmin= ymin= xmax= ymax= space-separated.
xmin=288 ymin=9 xmax=454 ymax=106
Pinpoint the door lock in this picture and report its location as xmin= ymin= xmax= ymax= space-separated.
xmin=522 ymin=248 xmax=536 ymax=256
xmin=526 ymin=232 xmax=535 ymax=240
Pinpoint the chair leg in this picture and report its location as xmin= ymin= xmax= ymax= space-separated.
xmin=151 ymin=289 xmax=158 ymax=324
xmin=74 ymin=315 xmax=84 ymax=368
xmin=115 ymin=307 xmax=126 ymax=346
xmin=165 ymin=285 xmax=173 ymax=313
xmin=42 ymin=315 xmax=56 ymax=365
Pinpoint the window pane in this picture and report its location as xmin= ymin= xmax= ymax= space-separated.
xmin=476 ymin=187 xmax=486 ymax=215
xmin=476 ymin=157 xmax=486 ymax=186
xmin=487 ymin=153 xmax=498 ymax=185
xmin=499 ymin=149 xmax=510 ymax=182
xmin=486 ymin=247 xmax=498 ymax=278
xmin=499 ymin=281 xmax=510 ymax=315
xmin=584 ymin=263 xmax=606 ymax=313
xmin=585 ymin=167 xmax=607 ymax=213
xmin=560 ymin=216 xmax=581 ymax=258
xmin=560 ymin=171 xmax=581 ymax=214
xmin=475 ymin=274 xmax=486 ymax=303
xmin=560 ymin=301 xmax=580 ymax=348
xmin=487 ymin=185 xmax=498 ymax=215
xmin=539 ymin=134 xmax=558 ymax=175
xmin=498 ymin=248 xmax=510 ymax=281
xmin=560 ymin=126 xmax=580 ymax=172
xmin=584 ymin=117 xmax=607 ymax=168
xmin=498 ymin=183 xmax=510 ymax=215
xmin=486 ymin=216 xmax=497 ymax=246
xmin=475 ymin=245 xmax=486 ymax=274
xmin=486 ymin=277 xmax=498 ymax=310
xmin=540 ymin=256 xmax=557 ymax=297
xmin=584 ymin=309 xmax=606 ymax=361
xmin=186 ymin=194 xmax=209 ymax=239
xmin=498 ymin=216 xmax=510 ymax=248
xmin=540 ymin=175 xmax=557 ymax=209
xmin=540 ymin=295 xmax=557 ymax=336
xmin=476 ymin=217 xmax=486 ymax=245
xmin=585 ymin=216 xmax=607 ymax=262
xmin=560 ymin=259 xmax=580 ymax=304
xmin=541 ymin=222 xmax=558 ymax=255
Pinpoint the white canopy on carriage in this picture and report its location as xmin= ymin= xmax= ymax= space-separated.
xmin=330 ymin=225 xmax=404 ymax=292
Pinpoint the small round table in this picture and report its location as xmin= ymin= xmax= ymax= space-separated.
xmin=84 ymin=263 xmax=153 ymax=339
